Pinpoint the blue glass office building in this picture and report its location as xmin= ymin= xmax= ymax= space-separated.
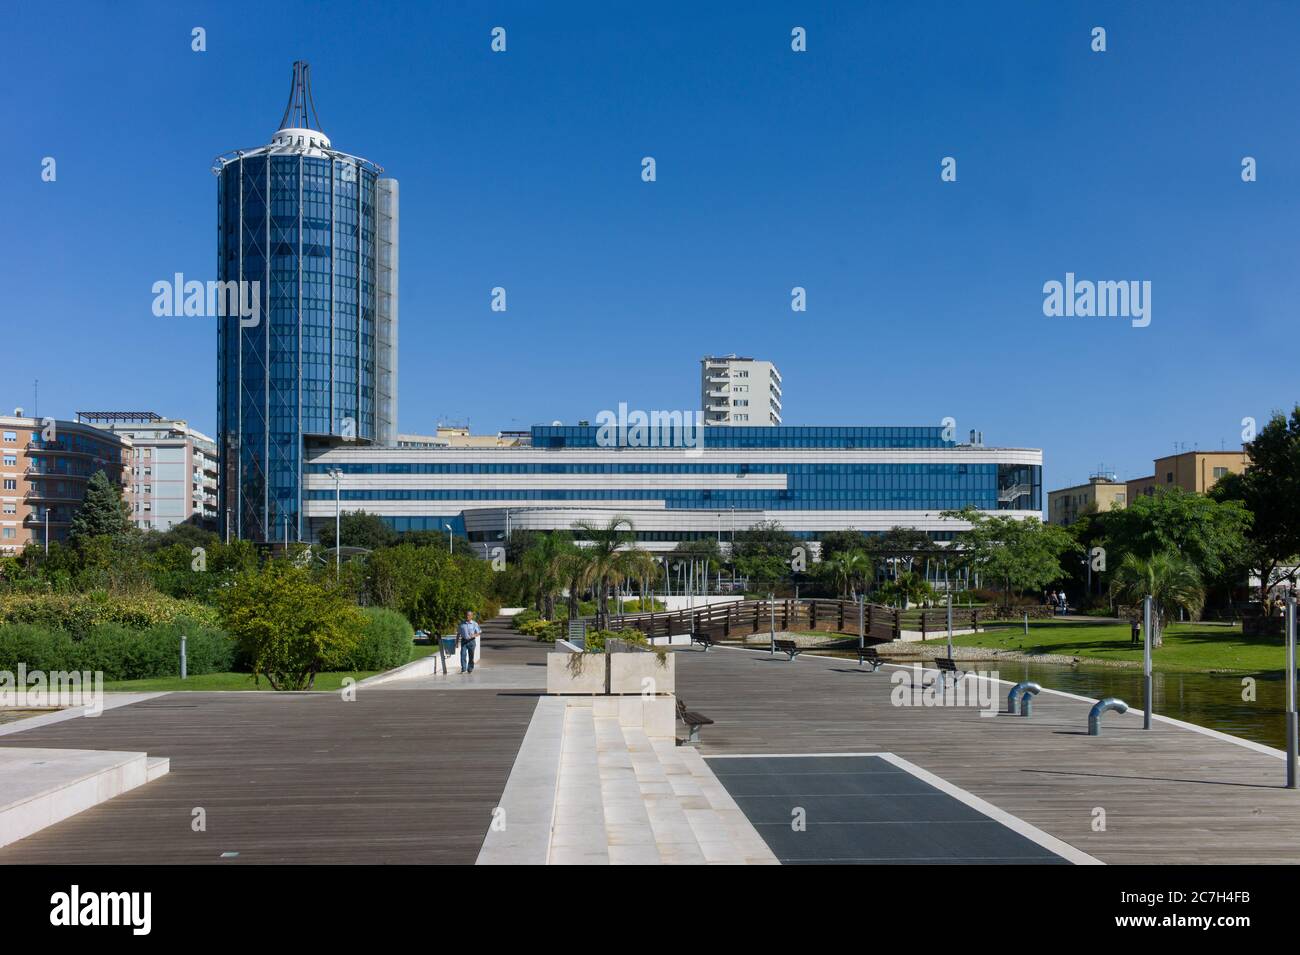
xmin=215 ymin=62 xmax=397 ymax=542
xmin=303 ymin=424 xmax=1042 ymax=550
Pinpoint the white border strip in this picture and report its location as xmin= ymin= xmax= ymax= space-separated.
xmin=705 ymin=750 xmax=1102 ymax=866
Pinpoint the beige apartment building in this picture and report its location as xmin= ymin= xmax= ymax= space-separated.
xmin=1047 ymin=474 xmax=1128 ymax=526
xmin=1126 ymin=450 xmax=1249 ymax=501
xmin=0 ymin=414 xmax=133 ymax=554
xmin=1049 ymin=449 xmax=1250 ymax=525
xmin=396 ymin=427 xmax=529 ymax=449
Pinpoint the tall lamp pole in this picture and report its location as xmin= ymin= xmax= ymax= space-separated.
xmin=1286 ymin=596 xmax=1297 ymax=789
xmin=327 ymin=468 xmax=342 ymax=580
xmin=444 ymin=522 xmax=453 ymax=555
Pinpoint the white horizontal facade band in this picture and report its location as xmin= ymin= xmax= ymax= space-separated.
xmin=306 ymin=447 xmax=1042 ymax=467
xmin=302 ymin=473 xmax=789 ymax=491
xmin=302 ymin=501 xmax=1039 ymax=532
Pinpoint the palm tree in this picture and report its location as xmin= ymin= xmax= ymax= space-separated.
xmin=1108 ymin=551 xmax=1204 ymax=648
xmin=828 ymin=550 xmax=873 ymax=599
xmin=521 ymin=532 xmax=573 ymax=620
xmin=614 ymin=547 xmax=660 ymax=620
xmin=572 ymin=516 xmax=637 ymax=629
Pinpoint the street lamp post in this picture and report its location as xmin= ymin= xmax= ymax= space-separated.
xmin=327 ymin=468 xmax=342 ymax=580
xmin=444 ymin=522 xmax=453 ymax=555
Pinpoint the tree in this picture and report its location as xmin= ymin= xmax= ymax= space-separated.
xmin=944 ymin=507 xmax=1077 ymax=602
xmin=730 ymin=521 xmax=799 ymax=585
xmin=367 ymin=544 xmax=495 ymax=634
xmin=866 ymin=527 xmax=934 ymax=579
xmin=520 ymin=532 xmax=578 ymax=619
xmin=219 ymin=561 xmax=362 ymax=690
xmin=571 ymin=516 xmax=637 ymax=628
xmin=825 ymin=549 xmax=873 ymax=598
xmin=68 ymin=470 xmax=132 ymax=546
xmin=1107 ymin=551 xmax=1205 ymax=648
xmin=1210 ymin=407 xmax=1300 ymax=607
xmin=818 ymin=529 xmax=871 ymax=563
xmin=317 ymin=510 xmax=397 ymax=550
xmin=1100 ymin=488 xmax=1249 ymax=598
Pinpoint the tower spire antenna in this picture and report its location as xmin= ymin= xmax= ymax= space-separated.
xmin=278 ymin=60 xmax=323 ymax=132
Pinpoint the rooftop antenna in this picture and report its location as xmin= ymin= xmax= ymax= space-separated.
xmin=278 ymin=61 xmax=323 ymax=131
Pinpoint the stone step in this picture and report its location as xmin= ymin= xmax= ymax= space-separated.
xmin=550 ymin=702 xmax=609 ymax=865
xmin=0 ymin=747 xmax=168 ymax=849
xmin=545 ymin=697 xmax=778 ymax=865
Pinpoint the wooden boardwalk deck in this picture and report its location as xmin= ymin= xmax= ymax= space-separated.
xmin=675 ymin=647 xmax=1300 ymax=864
xmin=0 ymin=619 xmax=544 ymax=864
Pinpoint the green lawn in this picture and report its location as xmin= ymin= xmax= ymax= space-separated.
xmin=100 ymin=641 xmax=434 ymax=691
xmin=101 ymin=670 xmax=381 ymax=692
xmin=948 ymin=619 xmax=1282 ymax=673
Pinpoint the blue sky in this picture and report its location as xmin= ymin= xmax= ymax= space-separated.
xmin=3 ymin=0 xmax=1297 ymax=499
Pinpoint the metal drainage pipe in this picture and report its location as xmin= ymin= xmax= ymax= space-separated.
xmin=1088 ymin=697 xmax=1129 ymax=736
xmin=1006 ymin=681 xmax=1041 ymax=716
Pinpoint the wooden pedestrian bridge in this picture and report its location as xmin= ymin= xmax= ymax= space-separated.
xmin=594 ymin=597 xmax=984 ymax=644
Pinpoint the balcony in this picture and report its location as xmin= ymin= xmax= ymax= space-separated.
xmin=26 ymin=488 xmax=83 ymax=504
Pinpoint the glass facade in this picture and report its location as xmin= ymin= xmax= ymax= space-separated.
xmin=217 ymin=149 xmax=382 ymax=541
xmin=530 ymin=424 xmax=954 ymax=449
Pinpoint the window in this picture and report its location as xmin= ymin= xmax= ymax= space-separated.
xmin=1 ymin=529 xmax=13 ymax=540
xmin=2 ymin=432 xmax=14 ymax=442
xmin=2 ymin=455 xmax=14 ymax=466
xmin=1165 ymin=472 xmax=1174 ymax=483
xmin=1213 ymin=466 xmax=1228 ymax=479
xmin=1 ymin=503 xmax=13 ymax=515
xmin=2 ymin=480 xmax=14 ymax=491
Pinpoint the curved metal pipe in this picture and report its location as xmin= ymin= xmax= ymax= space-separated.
xmin=1006 ymin=681 xmax=1042 ymax=715
xmin=1088 ymin=697 xmax=1129 ymax=736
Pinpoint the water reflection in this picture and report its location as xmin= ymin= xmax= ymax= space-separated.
xmin=987 ymin=660 xmax=1286 ymax=749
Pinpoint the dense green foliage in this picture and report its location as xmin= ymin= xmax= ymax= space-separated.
xmin=219 ymin=562 xmax=363 ymax=690
xmin=337 ymin=607 xmax=414 ymax=671
xmin=1211 ymin=406 xmax=1300 ymax=606
xmin=0 ymin=621 xmax=234 ymax=680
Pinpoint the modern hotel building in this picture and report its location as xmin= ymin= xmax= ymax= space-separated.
xmin=214 ymin=62 xmax=398 ymax=543
xmin=303 ymin=424 xmax=1042 ymax=553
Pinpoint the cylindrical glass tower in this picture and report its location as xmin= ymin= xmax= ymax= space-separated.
xmin=214 ymin=62 xmax=397 ymax=542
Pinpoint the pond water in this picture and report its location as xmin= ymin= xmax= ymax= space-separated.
xmin=962 ymin=658 xmax=1287 ymax=750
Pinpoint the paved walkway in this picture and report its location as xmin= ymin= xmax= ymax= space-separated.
xmin=674 ymin=645 xmax=1300 ymax=864
xmin=0 ymin=618 xmax=544 ymax=864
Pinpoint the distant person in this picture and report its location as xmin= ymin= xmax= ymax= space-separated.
xmin=1058 ymin=591 xmax=1068 ymax=615
xmin=457 ymin=610 xmax=481 ymax=674
xmin=1048 ymin=590 xmax=1057 ymax=612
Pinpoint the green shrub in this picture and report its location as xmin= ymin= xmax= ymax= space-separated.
xmin=0 ymin=591 xmax=219 ymax=635
xmin=512 ymin=609 xmax=541 ymax=631
xmin=336 ymin=607 xmax=414 ymax=671
xmin=0 ymin=620 xmax=234 ymax=681
xmin=584 ymin=629 xmax=649 ymax=652
xmin=220 ymin=562 xmax=363 ymax=690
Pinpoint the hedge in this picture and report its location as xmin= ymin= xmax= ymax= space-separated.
xmin=0 ymin=591 xmax=220 ymax=635
xmin=0 ymin=620 xmax=235 ymax=681
xmin=334 ymin=607 xmax=414 ymax=671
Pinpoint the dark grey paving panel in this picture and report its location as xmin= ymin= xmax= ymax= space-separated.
xmin=708 ymin=754 xmax=1070 ymax=865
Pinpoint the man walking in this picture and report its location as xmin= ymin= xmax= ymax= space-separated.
xmin=457 ymin=610 xmax=482 ymax=673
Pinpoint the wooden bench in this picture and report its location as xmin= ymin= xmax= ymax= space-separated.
xmin=676 ymin=697 xmax=714 ymax=744
xmin=931 ymin=656 xmax=967 ymax=686
xmin=773 ymin=638 xmax=803 ymax=661
xmin=691 ymin=631 xmax=716 ymax=651
xmin=857 ymin=646 xmax=885 ymax=671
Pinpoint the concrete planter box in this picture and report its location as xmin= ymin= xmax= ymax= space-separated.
xmin=546 ymin=652 xmax=607 ymax=694
xmin=608 ymin=652 xmax=675 ymax=696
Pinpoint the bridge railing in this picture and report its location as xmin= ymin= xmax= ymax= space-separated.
xmin=595 ymin=598 xmax=981 ymax=644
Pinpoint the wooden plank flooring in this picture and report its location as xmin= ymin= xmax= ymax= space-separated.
xmin=0 ymin=629 xmax=542 ymax=864
xmin=675 ymin=647 xmax=1300 ymax=864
